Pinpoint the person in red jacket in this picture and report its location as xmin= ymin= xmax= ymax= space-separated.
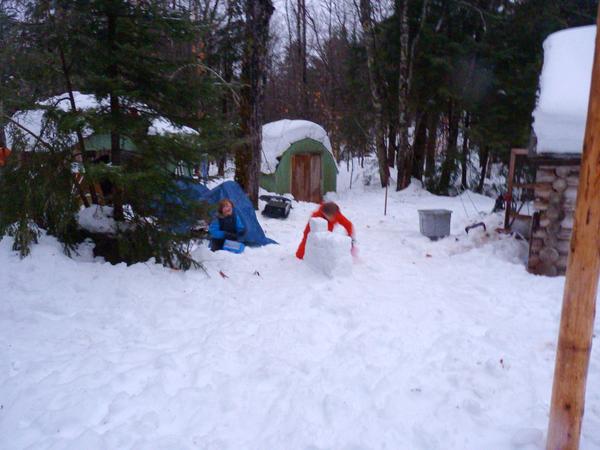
xmin=296 ymin=202 xmax=356 ymax=259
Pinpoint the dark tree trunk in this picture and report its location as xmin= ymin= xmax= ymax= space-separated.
xmin=218 ymin=156 xmax=225 ymax=177
xmin=0 ymin=100 xmax=6 ymax=149
xmin=58 ymin=45 xmax=94 ymax=206
xmin=460 ymin=113 xmax=470 ymax=189
xmin=234 ymin=0 xmax=274 ymax=208
xmin=396 ymin=0 xmax=411 ymax=191
xmin=476 ymin=145 xmax=490 ymax=193
xmin=387 ymin=122 xmax=397 ymax=168
xmin=425 ymin=113 xmax=438 ymax=190
xmin=107 ymin=10 xmax=123 ymax=220
xmin=299 ymin=0 xmax=308 ymax=116
xmin=437 ymin=102 xmax=460 ymax=194
xmin=220 ymin=64 xmax=231 ymax=179
xmin=412 ymin=112 xmax=428 ymax=181
xmin=359 ymin=0 xmax=389 ymax=187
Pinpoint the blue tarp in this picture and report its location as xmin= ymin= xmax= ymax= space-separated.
xmin=177 ymin=180 xmax=276 ymax=246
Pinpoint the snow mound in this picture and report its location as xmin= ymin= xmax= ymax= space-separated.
xmin=261 ymin=119 xmax=333 ymax=174
xmin=2 ymin=160 xmax=600 ymax=450
xmin=532 ymin=25 xmax=595 ymax=155
xmin=77 ymin=205 xmax=117 ymax=234
xmin=148 ymin=116 xmax=196 ymax=136
xmin=303 ymin=217 xmax=352 ymax=278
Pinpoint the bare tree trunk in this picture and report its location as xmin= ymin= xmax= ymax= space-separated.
xmin=58 ymin=45 xmax=94 ymax=207
xmin=438 ymin=101 xmax=459 ymax=194
xmin=412 ymin=112 xmax=427 ymax=181
xmin=425 ymin=113 xmax=438 ymax=190
xmin=218 ymin=156 xmax=225 ymax=177
xmin=299 ymin=0 xmax=308 ymax=116
xmin=460 ymin=113 xmax=470 ymax=189
xmin=396 ymin=0 xmax=429 ymax=190
xmin=107 ymin=11 xmax=123 ymax=221
xmin=476 ymin=145 xmax=489 ymax=193
xmin=387 ymin=121 xmax=397 ymax=168
xmin=219 ymin=0 xmax=240 ymax=180
xmin=396 ymin=0 xmax=411 ymax=190
xmin=235 ymin=0 xmax=274 ymax=208
xmin=359 ymin=0 xmax=389 ymax=187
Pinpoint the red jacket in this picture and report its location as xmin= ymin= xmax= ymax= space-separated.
xmin=296 ymin=205 xmax=354 ymax=259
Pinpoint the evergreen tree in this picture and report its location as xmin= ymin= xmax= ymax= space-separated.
xmin=1 ymin=0 xmax=228 ymax=269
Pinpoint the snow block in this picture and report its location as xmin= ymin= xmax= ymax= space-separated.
xmin=309 ymin=217 xmax=329 ymax=233
xmin=304 ymin=218 xmax=352 ymax=278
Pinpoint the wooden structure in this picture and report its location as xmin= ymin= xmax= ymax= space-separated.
xmin=291 ymin=153 xmax=322 ymax=203
xmin=525 ymin=24 xmax=595 ymax=277
xmin=526 ymin=157 xmax=581 ymax=276
xmin=546 ymin=14 xmax=600 ymax=450
xmin=260 ymin=136 xmax=337 ymax=203
xmin=503 ymin=148 xmax=534 ymax=236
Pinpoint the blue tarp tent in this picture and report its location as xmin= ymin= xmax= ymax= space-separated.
xmin=177 ymin=180 xmax=276 ymax=246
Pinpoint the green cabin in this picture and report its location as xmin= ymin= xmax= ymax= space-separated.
xmin=6 ymin=92 xmax=199 ymax=178
xmin=82 ymin=133 xmax=195 ymax=178
xmin=260 ymin=120 xmax=337 ymax=203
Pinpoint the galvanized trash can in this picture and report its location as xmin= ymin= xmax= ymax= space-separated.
xmin=418 ymin=209 xmax=452 ymax=240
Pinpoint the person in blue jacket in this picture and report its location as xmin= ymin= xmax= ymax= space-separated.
xmin=209 ymin=198 xmax=246 ymax=251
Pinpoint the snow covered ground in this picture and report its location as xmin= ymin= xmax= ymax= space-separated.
xmin=1 ymin=161 xmax=599 ymax=449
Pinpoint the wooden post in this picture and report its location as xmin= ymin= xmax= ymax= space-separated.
xmin=504 ymin=148 xmax=528 ymax=230
xmin=546 ymin=11 xmax=600 ymax=450
xmin=504 ymin=149 xmax=517 ymax=229
xmin=384 ymin=183 xmax=388 ymax=216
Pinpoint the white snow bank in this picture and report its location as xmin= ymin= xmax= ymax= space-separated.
xmin=77 ymin=205 xmax=117 ymax=234
xmin=7 ymin=92 xmax=197 ymax=149
xmin=532 ymin=25 xmax=595 ymax=155
xmin=1 ymin=162 xmax=599 ymax=449
xmin=261 ymin=119 xmax=333 ymax=173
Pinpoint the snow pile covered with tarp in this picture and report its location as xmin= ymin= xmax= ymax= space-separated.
xmin=303 ymin=217 xmax=352 ymax=278
xmin=261 ymin=119 xmax=333 ymax=173
xmin=532 ymin=25 xmax=595 ymax=155
xmin=6 ymin=91 xmax=197 ymax=149
xmin=176 ymin=180 xmax=276 ymax=246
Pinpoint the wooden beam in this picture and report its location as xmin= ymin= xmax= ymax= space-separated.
xmin=513 ymin=182 xmax=546 ymax=189
xmin=511 ymin=147 xmax=529 ymax=156
xmin=546 ymin=9 xmax=600 ymax=450
xmin=530 ymin=156 xmax=582 ymax=167
xmin=504 ymin=148 xmax=520 ymax=229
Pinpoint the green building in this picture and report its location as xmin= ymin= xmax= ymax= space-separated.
xmin=260 ymin=120 xmax=337 ymax=203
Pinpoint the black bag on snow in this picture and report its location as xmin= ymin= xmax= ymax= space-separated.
xmin=259 ymin=195 xmax=292 ymax=219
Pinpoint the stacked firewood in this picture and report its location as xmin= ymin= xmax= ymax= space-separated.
xmin=528 ymin=165 xmax=580 ymax=276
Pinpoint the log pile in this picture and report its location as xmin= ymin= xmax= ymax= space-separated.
xmin=527 ymin=165 xmax=580 ymax=276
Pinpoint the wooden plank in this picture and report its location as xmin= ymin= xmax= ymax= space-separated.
xmin=291 ymin=154 xmax=310 ymax=202
xmin=546 ymin=5 xmax=600 ymax=449
xmin=530 ymin=156 xmax=582 ymax=166
xmin=309 ymin=153 xmax=321 ymax=203
xmin=512 ymin=147 xmax=529 ymax=156
xmin=513 ymin=182 xmax=546 ymax=189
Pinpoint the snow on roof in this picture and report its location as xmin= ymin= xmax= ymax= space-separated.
xmin=261 ymin=119 xmax=333 ymax=174
xmin=148 ymin=116 xmax=196 ymax=136
xmin=7 ymin=92 xmax=197 ymax=149
xmin=532 ymin=25 xmax=595 ymax=155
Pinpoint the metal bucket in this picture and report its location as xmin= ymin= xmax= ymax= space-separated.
xmin=418 ymin=209 xmax=452 ymax=240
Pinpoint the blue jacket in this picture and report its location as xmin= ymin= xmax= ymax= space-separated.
xmin=209 ymin=211 xmax=245 ymax=240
